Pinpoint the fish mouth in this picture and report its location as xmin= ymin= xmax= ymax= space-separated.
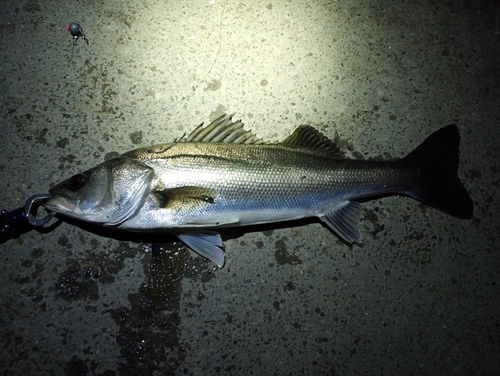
xmin=42 ymin=196 xmax=77 ymax=214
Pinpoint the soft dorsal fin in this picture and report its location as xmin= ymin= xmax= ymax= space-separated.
xmin=183 ymin=114 xmax=266 ymax=144
xmin=282 ymin=125 xmax=342 ymax=156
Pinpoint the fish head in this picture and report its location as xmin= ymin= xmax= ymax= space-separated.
xmin=43 ymin=158 xmax=154 ymax=226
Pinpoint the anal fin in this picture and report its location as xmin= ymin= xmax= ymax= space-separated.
xmin=177 ymin=231 xmax=225 ymax=267
xmin=321 ymin=201 xmax=362 ymax=244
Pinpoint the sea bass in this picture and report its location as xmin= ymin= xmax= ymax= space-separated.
xmin=43 ymin=114 xmax=473 ymax=267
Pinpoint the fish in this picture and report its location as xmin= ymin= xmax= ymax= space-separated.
xmin=42 ymin=114 xmax=473 ymax=267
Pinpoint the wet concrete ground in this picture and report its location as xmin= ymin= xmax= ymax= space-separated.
xmin=1 ymin=0 xmax=499 ymax=374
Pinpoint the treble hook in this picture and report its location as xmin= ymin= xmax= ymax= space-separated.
xmin=25 ymin=194 xmax=56 ymax=227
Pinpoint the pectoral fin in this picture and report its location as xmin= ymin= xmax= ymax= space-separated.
xmin=152 ymin=186 xmax=217 ymax=209
xmin=177 ymin=231 xmax=225 ymax=267
xmin=321 ymin=201 xmax=362 ymax=243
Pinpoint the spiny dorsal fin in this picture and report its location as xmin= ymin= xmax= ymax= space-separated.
xmin=282 ymin=125 xmax=342 ymax=156
xmin=183 ymin=114 xmax=266 ymax=144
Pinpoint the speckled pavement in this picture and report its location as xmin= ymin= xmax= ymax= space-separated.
xmin=0 ymin=0 xmax=498 ymax=374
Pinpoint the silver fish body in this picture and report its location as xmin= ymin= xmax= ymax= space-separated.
xmin=43 ymin=115 xmax=473 ymax=267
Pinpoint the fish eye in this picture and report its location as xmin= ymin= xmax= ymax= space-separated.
xmin=69 ymin=173 xmax=88 ymax=191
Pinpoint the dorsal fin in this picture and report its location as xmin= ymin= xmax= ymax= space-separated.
xmin=282 ymin=125 xmax=342 ymax=156
xmin=183 ymin=114 xmax=266 ymax=144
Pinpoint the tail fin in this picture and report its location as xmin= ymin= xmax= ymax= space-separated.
xmin=402 ymin=124 xmax=473 ymax=219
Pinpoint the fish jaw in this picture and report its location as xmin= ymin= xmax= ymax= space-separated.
xmin=42 ymin=195 xmax=77 ymax=217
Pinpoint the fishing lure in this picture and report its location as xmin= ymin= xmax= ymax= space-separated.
xmin=66 ymin=22 xmax=89 ymax=46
